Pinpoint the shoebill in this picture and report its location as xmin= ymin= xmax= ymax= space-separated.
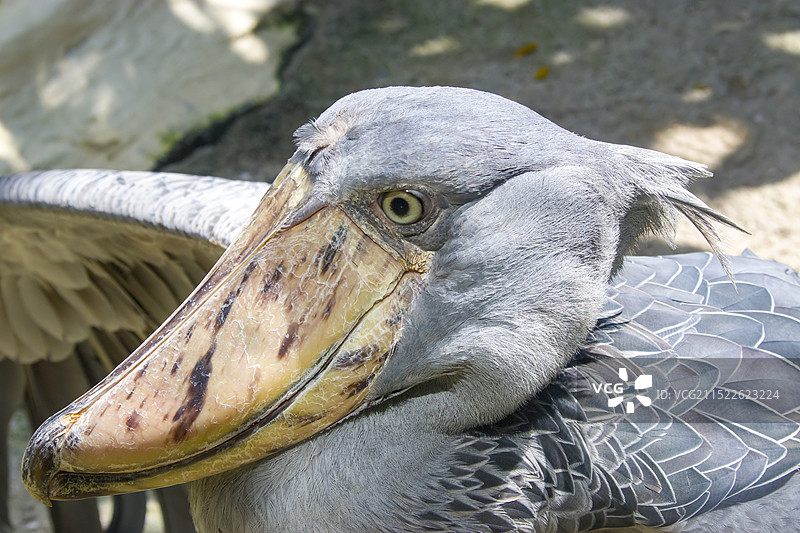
xmin=9 ymin=87 xmax=800 ymax=532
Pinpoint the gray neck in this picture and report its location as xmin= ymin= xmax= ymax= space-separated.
xmin=188 ymin=393 xmax=461 ymax=533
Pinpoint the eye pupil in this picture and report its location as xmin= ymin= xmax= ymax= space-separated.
xmin=390 ymin=197 xmax=410 ymax=217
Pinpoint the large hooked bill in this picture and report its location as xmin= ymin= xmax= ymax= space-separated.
xmin=22 ymin=163 xmax=431 ymax=504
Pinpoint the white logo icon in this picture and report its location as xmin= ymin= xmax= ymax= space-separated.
xmin=607 ymin=368 xmax=652 ymax=413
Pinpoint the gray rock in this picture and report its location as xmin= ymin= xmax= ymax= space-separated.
xmin=0 ymin=0 xmax=298 ymax=175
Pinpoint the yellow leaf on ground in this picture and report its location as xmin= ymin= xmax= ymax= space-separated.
xmin=534 ymin=65 xmax=550 ymax=80
xmin=513 ymin=41 xmax=538 ymax=58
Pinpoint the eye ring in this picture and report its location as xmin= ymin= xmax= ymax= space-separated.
xmin=380 ymin=190 xmax=427 ymax=225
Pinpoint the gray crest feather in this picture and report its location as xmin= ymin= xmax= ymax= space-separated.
xmin=604 ymin=143 xmax=745 ymax=279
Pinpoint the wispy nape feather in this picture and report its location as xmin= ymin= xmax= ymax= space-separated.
xmin=606 ymin=143 xmax=746 ymax=281
xmin=668 ymin=194 xmax=747 ymax=280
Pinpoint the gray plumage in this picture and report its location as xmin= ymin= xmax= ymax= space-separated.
xmin=3 ymin=87 xmax=799 ymax=532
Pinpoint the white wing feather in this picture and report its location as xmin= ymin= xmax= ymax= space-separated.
xmin=0 ymin=169 xmax=268 ymax=364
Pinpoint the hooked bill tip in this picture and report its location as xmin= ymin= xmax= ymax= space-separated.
xmin=22 ymin=426 xmax=61 ymax=506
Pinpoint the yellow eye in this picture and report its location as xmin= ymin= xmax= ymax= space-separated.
xmin=380 ymin=190 xmax=426 ymax=225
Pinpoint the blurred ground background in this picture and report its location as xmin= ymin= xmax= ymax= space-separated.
xmin=3 ymin=0 xmax=799 ymax=531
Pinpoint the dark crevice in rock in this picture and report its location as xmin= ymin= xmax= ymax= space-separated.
xmin=151 ymin=2 xmax=316 ymax=176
